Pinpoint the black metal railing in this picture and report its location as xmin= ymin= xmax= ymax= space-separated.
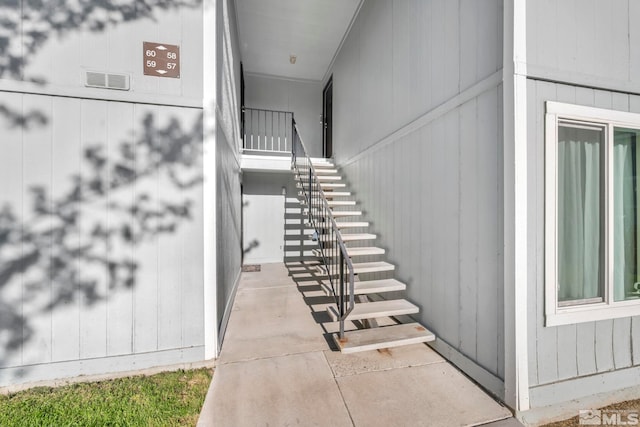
xmin=242 ymin=107 xmax=293 ymax=153
xmin=291 ymin=120 xmax=354 ymax=339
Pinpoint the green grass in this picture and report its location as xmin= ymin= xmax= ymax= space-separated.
xmin=0 ymin=368 xmax=213 ymax=427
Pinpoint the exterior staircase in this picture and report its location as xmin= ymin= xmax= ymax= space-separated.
xmin=293 ymin=156 xmax=435 ymax=354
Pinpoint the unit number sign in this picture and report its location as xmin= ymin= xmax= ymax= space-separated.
xmin=143 ymin=42 xmax=180 ymax=78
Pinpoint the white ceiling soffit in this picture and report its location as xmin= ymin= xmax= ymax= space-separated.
xmin=235 ymin=0 xmax=362 ymax=81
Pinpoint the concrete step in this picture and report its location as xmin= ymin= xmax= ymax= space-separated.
xmin=333 ymin=323 xmax=435 ymax=354
xmin=320 ymin=278 xmax=406 ymax=296
xmin=317 ymin=261 xmax=395 ymax=275
xmin=327 ymin=299 xmax=419 ymax=322
xmin=313 ymin=246 xmax=384 ymax=257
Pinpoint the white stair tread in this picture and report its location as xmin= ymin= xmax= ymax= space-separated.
xmin=313 ymin=246 xmax=384 ymax=258
xmin=299 ymin=175 xmax=342 ymax=181
xmin=311 ymin=160 xmax=334 ymax=167
xmin=322 ymin=192 xmax=352 ymax=198
xmin=320 ymin=279 xmax=406 ymax=296
xmin=346 ymin=246 xmax=385 ymax=256
xmin=315 ymin=168 xmax=338 ymax=174
xmin=352 ymin=261 xmax=395 ymax=274
xmin=320 ymin=183 xmax=346 ymax=188
xmin=317 ymin=261 xmax=395 ymax=275
xmin=327 ymin=299 xmax=419 ymax=321
xmin=318 ymin=233 xmax=376 ymax=242
xmin=327 ymin=200 xmax=356 ymax=206
xmin=315 ymin=221 xmax=369 ymax=229
xmin=328 ymin=210 xmax=362 ymax=217
xmin=334 ymin=323 xmax=435 ymax=354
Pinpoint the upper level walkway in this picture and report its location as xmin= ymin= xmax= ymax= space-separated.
xmin=197 ymin=262 xmax=519 ymax=427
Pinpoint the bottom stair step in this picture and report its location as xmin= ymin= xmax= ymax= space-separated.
xmin=334 ymin=322 xmax=436 ymax=354
xmin=327 ymin=299 xmax=418 ymax=322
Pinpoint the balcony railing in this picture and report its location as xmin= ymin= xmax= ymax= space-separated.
xmin=242 ymin=107 xmax=293 ymax=154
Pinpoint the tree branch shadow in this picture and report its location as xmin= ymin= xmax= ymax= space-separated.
xmin=0 ymin=111 xmax=203 ymax=367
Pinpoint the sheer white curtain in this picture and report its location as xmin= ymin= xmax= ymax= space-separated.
xmin=613 ymin=129 xmax=638 ymax=301
xmin=557 ymin=125 xmax=602 ymax=302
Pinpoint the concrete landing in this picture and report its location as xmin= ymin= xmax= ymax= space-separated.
xmin=197 ymin=262 xmax=514 ymax=427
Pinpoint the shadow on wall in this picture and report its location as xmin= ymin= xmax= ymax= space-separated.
xmin=0 ymin=111 xmax=204 ymax=371
xmin=0 ymin=0 xmax=202 ymax=126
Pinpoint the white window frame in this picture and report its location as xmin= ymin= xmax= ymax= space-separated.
xmin=545 ymin=101 xmax=640 ymax=326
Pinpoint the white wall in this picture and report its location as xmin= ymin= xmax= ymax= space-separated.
xmin=244 ymin=74 xmax=323 ymax=157
xmin=0 ymin=1 xmax=209 ymax=387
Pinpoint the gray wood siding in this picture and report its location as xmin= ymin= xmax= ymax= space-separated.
xmin=215 ymin=0 xmax=243 ymax=335
xmin=0 ymin=94 xmax=205 ymax=385
xmin=526 ymin=0 xmax=640 ymax=94
xmin=527 ymin=79 xmax=640 ymax=391
xmin=1 ymin=1 xmax=203 ymax=102
xmin=330 ymin=0 xmax=504 ymax=380
xmin=332 ymin=0 xmax=502 ymax=166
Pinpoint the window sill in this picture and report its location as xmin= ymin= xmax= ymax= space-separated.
xmin=546 ymin=301 xmax=640 ymax=326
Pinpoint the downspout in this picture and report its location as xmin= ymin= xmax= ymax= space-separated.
xmin=503 ymin=0 xmax=530 ymax=412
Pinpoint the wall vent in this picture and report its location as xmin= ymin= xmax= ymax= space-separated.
xmin=85 ymin=71 xmax=130 ymax=91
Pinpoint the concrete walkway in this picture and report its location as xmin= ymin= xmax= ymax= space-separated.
xmin=197 ymin=262 xmax=517 ymax=427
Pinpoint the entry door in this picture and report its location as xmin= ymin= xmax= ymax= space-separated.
xmin=323 ymin=78 xmax=333 ymax=158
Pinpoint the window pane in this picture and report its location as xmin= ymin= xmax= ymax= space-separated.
xmin=557 ymin=124 xmax=604 ymax=304
xmin=614 ymin=127 xmax=640 ymax=301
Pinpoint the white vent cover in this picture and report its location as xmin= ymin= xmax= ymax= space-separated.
xmin=85 ymin=71 xmax=130 ymax=91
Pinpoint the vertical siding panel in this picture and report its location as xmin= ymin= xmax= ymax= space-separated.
xmin=573 ymin=0 xmax=595 ymax=77
xmin=496 ymin=83 xmax=505 ymax=381
xmin=476 ymin=89 xmax=498 ymax=375
xmin=0 ymin=93 xmax=25 ymax=368
xmin=633 ymin=317 xmax=640 ymax=366
xmin=594 ymin=320 xmax=615 ymax=372
xmin=421 ymin=125 xmax=434 ymax=327
xmin=105 ymin=102 xmax=134 ymax=357
xmin=181 ymin=7 xmax=204 ymax=100
xmin=51 ymin=97 xmax=82 ymax=363
xmin=392 ymin=0 xmax=410 ymax=126
xmin=157 ymin=109 xmax=184 ymax=351
xmin=21 ymin=95 xmax=53 ymax=366
xmin=630 ymin=0 xmax=640 ymax=86
xmin=459 ymin=0 xmax=477 ymax=90
xmin=527 ymin=79 xmax=540 ymax=385
xmin=535 ymin=81 xmax=559 ymax=384
xmin=444 ymin=0 xmax=460 ymax=97
xmin=430 ymin=0 xmax=446 ymax=106
xmin=609 ymin=0 xmax=629 ymax=82
xmin=476 ymin=0 xmax=500 ymax=77
xmin=181 ymin=109 xmax=204 ymax=347
xmin=78 ymin=99 xmax=108 ymax=360
xmin=555 ymin=0 xmax=577 ymax=74
xmin=431 ymin=119 xmax=445 ymax=335
xmin=535 ymin=0 xmax=558 ymax=71
xmin=613 ymin=318 xmax=632 ymax=369
xmin=132 ymin=105 xmax=159 ymax=353
xmin=459 ymin=98 xmax=478 ymax=360
xmin=443 ymin=110 xmax=460 ymax=347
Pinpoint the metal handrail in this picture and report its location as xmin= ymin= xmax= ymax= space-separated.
xmin=291 ymin=119 xmax=355 ymax=339
xmin=242 ymin=107 xmax=293 ymax=153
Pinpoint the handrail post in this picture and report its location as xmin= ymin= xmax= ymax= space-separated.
xmin=339 ymin=251 xmax=345 ymax=339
